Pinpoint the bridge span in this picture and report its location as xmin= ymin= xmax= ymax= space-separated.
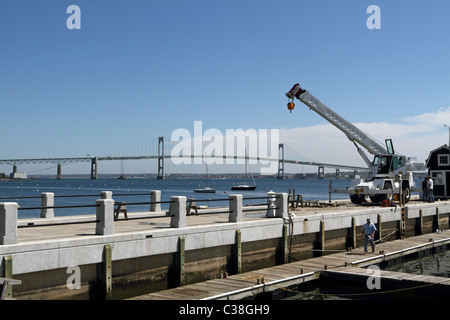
xmin=0 ymin=138 xmax=368 ymax=179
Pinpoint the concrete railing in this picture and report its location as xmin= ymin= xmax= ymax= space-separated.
xmin=0 ymin=191 xmax=289 ymax=245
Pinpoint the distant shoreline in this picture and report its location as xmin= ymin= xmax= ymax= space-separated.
xmin=3 ymin=172 xmax=359 ymax=180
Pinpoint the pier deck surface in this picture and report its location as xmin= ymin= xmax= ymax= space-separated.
xmin=16 ymin=198 xmax=427 ymax=243
xmin=129 ymin=230 xmax=450 ymax=300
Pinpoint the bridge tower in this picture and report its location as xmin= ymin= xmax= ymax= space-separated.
xmin=57 ymin=164 xmax=62 ymax=180
xmin=91 ymin=157 xmax=98 ymax=179
xmin=277 ymin=144 xmax=285 ymax=179
xmin=318 ymin=166 xmax=324 ymax=179
xmin=157 ymin=137 xmax=165 ymax=180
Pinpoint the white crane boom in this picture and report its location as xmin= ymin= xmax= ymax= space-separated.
xmin=286 ymin=83 xmax=387 ymax=157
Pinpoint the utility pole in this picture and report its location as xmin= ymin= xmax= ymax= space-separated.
xmin=444 ymin=124 xmax=450 ymax=146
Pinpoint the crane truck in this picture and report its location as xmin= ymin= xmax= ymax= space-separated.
xmin=286 ymin=83 xmax=423 ymax=204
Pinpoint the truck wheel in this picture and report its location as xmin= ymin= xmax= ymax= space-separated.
xmin=370 ymin=195 xmax=381 ymax=203
xmin=350 ymin=194 xmax=365 ymax=204
xmin=399 ymin=187 xmax=411 ymax=203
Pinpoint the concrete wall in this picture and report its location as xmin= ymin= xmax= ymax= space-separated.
xmin=1 ymin=200 xmax=449 ymax=299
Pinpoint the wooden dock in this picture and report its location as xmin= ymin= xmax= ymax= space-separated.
xmin=129 ymin=230 xmax=450 ymax=300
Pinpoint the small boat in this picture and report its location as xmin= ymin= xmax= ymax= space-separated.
xmin=194 ymin=154 xmax=216 ymax=193
xmin=117 ymin=160 xmax=129 ymax=179
xmin=231 ymin=150 xmax=257 ymax=191
xmin=231 ymin=184 xmax=257 ymax=191
xmin=194 ymin=187 xmax=216 ymax=193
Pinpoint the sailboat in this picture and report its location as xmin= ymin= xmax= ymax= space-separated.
xmin=194 ymin=155 xmax=216 ymax=193
xmin=231 ymin=150 xmax=257 ymax=190
xmin=117 ymin=160 xmax=130 ymax=180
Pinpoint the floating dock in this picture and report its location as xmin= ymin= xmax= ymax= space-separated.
xmin=129 ymin=230 xmax=450 ymax=300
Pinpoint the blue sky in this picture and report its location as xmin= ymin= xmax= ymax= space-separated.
xmin=1 ymin=1 xmax=450 ymax=175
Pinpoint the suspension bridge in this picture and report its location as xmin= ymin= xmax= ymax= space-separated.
xmin=0 ymin=137 xmax=368 ymax=179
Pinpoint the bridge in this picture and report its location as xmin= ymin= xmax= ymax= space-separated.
xmin=0 ymin=137 xmax=368 ymax=179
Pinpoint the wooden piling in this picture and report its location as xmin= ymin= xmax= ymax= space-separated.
xmin=2 ymin=255 xmax=13 ymax=299
xmin=282 ymin=224 xmax=289 ymax=264
xmin=103 ymin=244 xmax=112 ymax=300
xmin=234 ymin=230 xmax=242 ymax=274
xmin=377 ymin=214 xmax=382 ymax=243
xmin=435 ymin=207 xmax=441 ymax=231
xmin=177 ymin=236 xmax=185 ymax=287
xmin=417 ymin=209 xmax=424 ymax=235
xmin=317 ymin=220 xmax=325 ymax=256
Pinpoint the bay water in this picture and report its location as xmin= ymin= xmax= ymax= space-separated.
xmin=0 ymin=177 xmax=351 ymax=219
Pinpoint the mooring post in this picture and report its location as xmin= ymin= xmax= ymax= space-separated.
xmin=95 ymin=199 xmax=114 ymax=236
xmin=170 ymin=196 xmax=187 ymax=228
xmin=2 ymin=255 xmax=13 ymax=299
xmin=234 ymin=230 xmax=242 ymax=274
xmin=150 ymin=190 xmax=161 ymax=212
xmin=228 ymin=194 xmax=243 ymax=222
xmin=103 ymin=244 xmax=112 ymax=300
xmin=0 ymin=203 xmax=18 ymax=245
xmin=40 ymin=193 xmax=54 ymax=219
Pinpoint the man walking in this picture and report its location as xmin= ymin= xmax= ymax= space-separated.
xmin=362 ymin=218 xmax=377 ymax=254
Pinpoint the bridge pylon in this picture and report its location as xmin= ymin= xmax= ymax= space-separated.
xmin=277 ymin=144 xmax=285 ymax=179
xmin=157 ymin=137 xmax=165 ymax=180
xmin=91 ymin=157 xmax=98 ymax=180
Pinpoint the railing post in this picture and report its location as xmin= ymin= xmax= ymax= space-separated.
xmin=41 ymin=192 xmax=54 ymax=218
xmin=266 ymin=192 xmax=276 ymax=218
xmin=95 ymin=199 xmax=114 ymax=235
xmin=100 ymin=191 xmax=113 ymax=200
xmin=228 ymin=194 xmax=243 ymax=222
xmin=0 ymin=203 xmax=18 ymax=245
xmin=170 ymin=196 xmax=186 ymax=228
xmin=274 ymin=193 xmax=288 ymax=219
xmin=150 ymin=190 xmax=161 ymax=212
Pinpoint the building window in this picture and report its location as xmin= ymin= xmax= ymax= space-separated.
xmin=432 ymin=171 xmax=444 ymax=185
xmin=438 ymin=154 xmax=449 ymax=166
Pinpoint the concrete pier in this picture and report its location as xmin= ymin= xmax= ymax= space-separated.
xmin=0 ymin=193 xmax=449 ymax=300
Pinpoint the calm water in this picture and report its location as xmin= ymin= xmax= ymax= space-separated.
xmin=383 ymin=247 xmax=450 ymax=278
xmin=0 ymin=177 xmax=351 ymax=219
